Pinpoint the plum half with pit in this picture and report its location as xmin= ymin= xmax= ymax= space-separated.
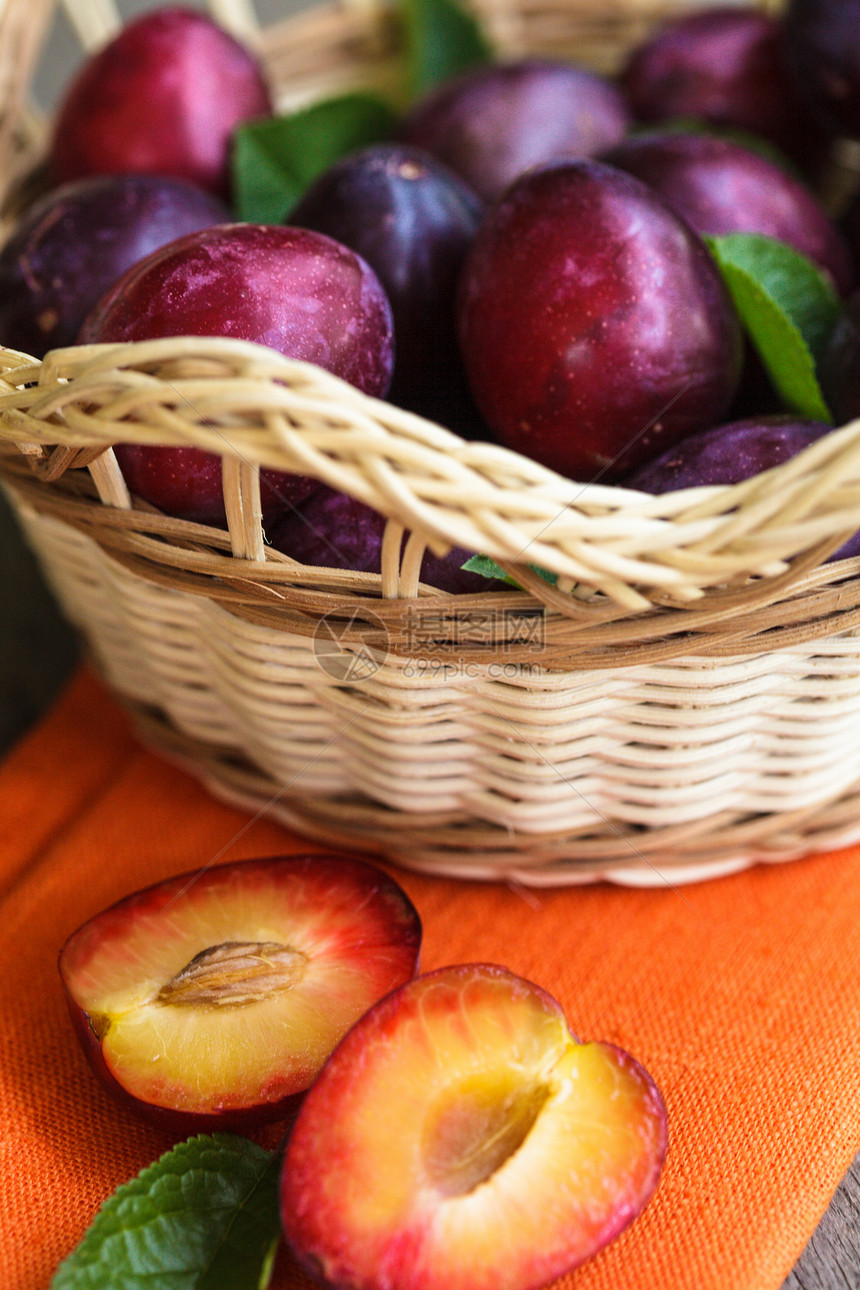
xmin=58 ymin=854 xmax=422 ymax=1132
xmin=80 ymin=224 xmax=395 ymax=525
xmin=457 ymin=160 xmax=743 ymax=482
xmin=0 ymin=174 xmax=228 ymax=360
xmin=624 ymin=414 xmax=860 ymax=560
xmin=269 ymin=486 xmax=503 ymax=593
xmin=622 ymin=6 xmax=823 ymax=169
xmin=49 ymin=6 xmax=272 ymax=199
xmin=603 ymin=131 xmax=855 ymax=296
xmin=290 ymin=144 xmax=483 ymax=424
xmin=398 ymin=59 xmax=630 ymax=203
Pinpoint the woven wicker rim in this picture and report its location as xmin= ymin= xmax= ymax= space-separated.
xmin=2 ymin=333 xmax=860 ymax=668
xmin=1 ymin=0 xmax=859 ymax=655
xmin=5 ymin=0 xmax=860 ymax=885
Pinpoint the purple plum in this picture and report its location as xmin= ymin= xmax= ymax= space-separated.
xmin=624 ymin=414 xmax=860 ymax=560
xmin=457 ymin=160 xmax=743 ymax=482
xmin=0 ymin=174 xmax=229 ymax=359
xmin=49 ymin=6 xmax=272 ymax=198
xmin=603 ymin=131 xmax=855 ymax=296
xmin=290 ymin=144 xmax=483 ymax=423
xmin=622 ymin=7 xmax=824 ymax=169
xmin=80 ymin=224 xmax=395 ymax=525
xmin=398 ymin=59 xmax=630 ymax=203
xmin=269 ymin=487 xmax=502 ymax=593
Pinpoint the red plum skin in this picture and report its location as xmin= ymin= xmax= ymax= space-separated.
xmin=50 ymin=6 xmax=272 ymax=198
xmin=81 ymin=224 xmax=394 ymax=525
xmin=622 ymin=7 xmax=823 ymax=167
xmin=457 ymin=161 xmax=743 ymax=482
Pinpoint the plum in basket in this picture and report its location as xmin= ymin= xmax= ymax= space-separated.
xmin=80 ymin=224 xmax=395 ymax=526
xmin=603 ymin=130 xmax=854 ymax=296
xmin=624 ymin=414 xmax=860 ymax=560
xmin=0 ymin=174 xmax=228 ymax=359
xmin=49 ymin=6 xmax=272 ymax=199
xmin=457 ymin=160 xmax=743 ymax=482
xmin=290 ymin=143 xmax=484 ymax=425
xmin=398 ymin=59 xmax=630 ymax=203
xmin=622 ymin=6 xmax=824 ymax=169
xmin=269 ymin=487 xmax=506 ymax=594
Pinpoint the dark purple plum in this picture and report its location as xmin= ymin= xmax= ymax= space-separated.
xmin=603 ymin=131 xmax=855 ymax=296
xmin=290 ymin=144 xmax=483 ymax=423
xmin=80 ymin=224 xmax=394 ymax=526
xmin=49 ymin=6 xmax=272 ymax=198
xmin=726 ymin=346 xmax=785 ymax=422
xmin=820 ymin=289 xmax=860 ymax=423
xmin=398 ymin=59 xmax=630 ymax=203
xmin=843 ymin=186 xmax=860 ymax=252
xmin=457 ymin=161 xmax=743 ymax=482
xmin=622 ymin=7 xmax=824 ymax=168
xmin=0 ymin=174 xmax=228 ymax=360
xmin=624 ymin=414 xmax=860 ymax=560
xmin=269 ymin=486 xmax=503 ymax=593
xmin=783 ymin=0 xmax=860 ymax=139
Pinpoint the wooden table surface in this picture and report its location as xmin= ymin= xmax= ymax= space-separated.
xmin=1 ymin=484 xmax=857 ymax=1289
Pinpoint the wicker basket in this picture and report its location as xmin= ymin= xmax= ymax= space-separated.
xmin=3 ymin=0 xmax=860 ymax=886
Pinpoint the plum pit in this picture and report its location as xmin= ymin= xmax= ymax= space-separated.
xmin=156 ymin=939 xmax=309 ymax=1009
xmin=422 ymin=1072 xmax=550 ymax=1196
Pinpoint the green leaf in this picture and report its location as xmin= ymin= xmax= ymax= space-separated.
xmin=707 ymin=233 xmax=841 ymax=422
xmin=232 ymin=93 xmax=398 ymax=223
xmin=462 ymin=554 xmax=558 ymax=588
xmin=399 ymin=0 xmax=494 ymax=98
xmin=51 ymin=1134 xmax=281 ymax=1290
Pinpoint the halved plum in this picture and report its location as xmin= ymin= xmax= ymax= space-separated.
xmin=281 ymin=963 xmax=667 ymax=1290
xmin=58 ymin=854 xmax=422 ymax=1132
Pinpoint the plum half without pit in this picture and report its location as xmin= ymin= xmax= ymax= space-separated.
xmin=281 ymin=963 xmax=667 ymax=1290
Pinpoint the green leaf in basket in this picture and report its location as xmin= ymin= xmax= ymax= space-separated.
xmin=232 ymin=93 xmax=399 ymax=224
xmin=707 ymin=233 xmax=842 ymax=422
xmin=50 ymin=1134 xmax=281 ymax=1290
xmin=398 ymin=0 xmax=494 ymax=99
xmin=462 ymin=554 xmax=558 ymax=588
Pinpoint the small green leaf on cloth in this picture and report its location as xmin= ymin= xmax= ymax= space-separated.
xmin=50 ymin=1133 xmax=281 ymax=1290
xmin=399 ymin=0 xmax=494 ymax=98
xmin=707 ymin=233 xmax=842 ymax=422
xmin=232 ymin=94 xmax=399 ymax=224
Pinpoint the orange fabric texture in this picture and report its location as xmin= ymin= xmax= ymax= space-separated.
xmin=3 ymin=667 xmax=860 ymax=1289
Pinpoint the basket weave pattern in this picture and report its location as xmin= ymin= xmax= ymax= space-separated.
xmin=3 ymin=0 xmax=860 ymax=884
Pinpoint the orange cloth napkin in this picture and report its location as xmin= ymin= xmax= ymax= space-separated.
xmin=4 ymin=667 xmax=860 ymax=1290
